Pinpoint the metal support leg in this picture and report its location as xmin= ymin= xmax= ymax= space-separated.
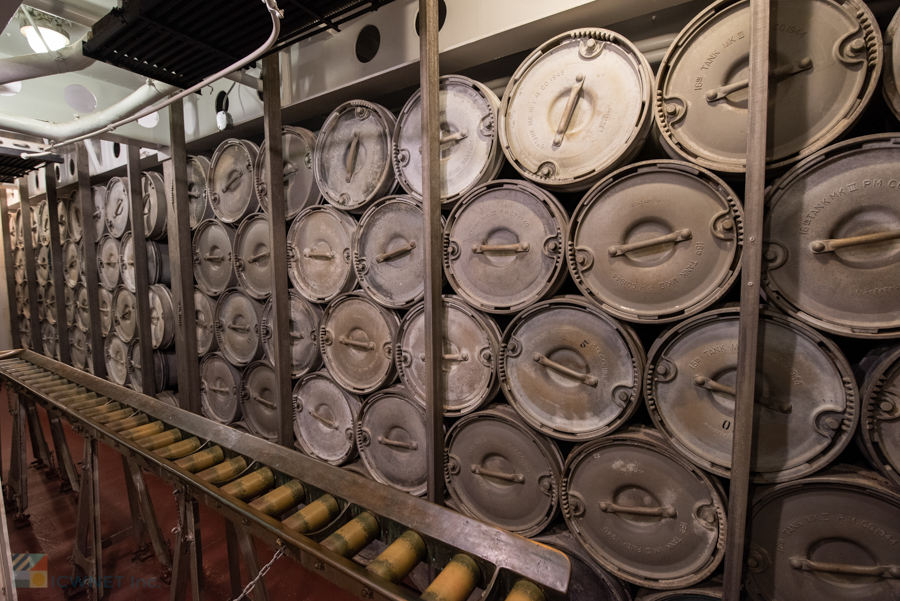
xmin=23 ymin=397 xmax=53 ymax=474
xmin=122 ymin=457 xmax=172 ymax=568
xmin=5 ymin=390 xmax=28 ymax=527
xmin=48 ymin=409 xmax=79 ymax=493
xmin=68 ymin=438 xmax=102 ymax=600
xmin=225 ymin=521 xmax=271 ymax=601
xmin=170 ymin=490 xmax=203 ymax=601
xmin=225 ymin=521 xmax=242 ymax=598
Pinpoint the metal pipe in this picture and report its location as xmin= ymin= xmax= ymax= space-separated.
xmin=0 ymin=34 xmax=95 ymax=86
xmin=23 ymin=0 xmax=103 ymax=27
xmin=224 ymin=71 xmax=263 ymax=93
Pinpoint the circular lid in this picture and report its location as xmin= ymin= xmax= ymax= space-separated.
xmin=763 ymin=134 xmax=900 ymax=338
xmin=14 ymin=209 xmax=23 ymax=249
xmin=18 ymin=316 xmax=30 ymax=349
xmin=501 ymin=297 xmax=645 ymax=441
xmin=57 ymin=200 xmax=68 ymax=242
xmin=656 ymin=0 xmax=882 ymax=173
xmin=128 ymin=342 xmax=168 ymax=393
xmin=13 ymin=249 xmax=25 ymax=285
xmin=71 ymin=326 xmax=88 ymax=370
xmin=37 ymin=199 xmax=50 ymax=246
xmin=858 ymin=346 xmax=900 ymax=488
xmin=44 ymin=283 xmax=57 ymax=325
xmin=105 ymin=334 xmax=129 ymax=385
xmin=98 ymin=287 xmax=112 ymax=336
xmin=187 ymin=156 xmax=213 ymax=229
xmin=397 ymin=296 xmax=500 ymax=416
xmin=27 ymin=206 xmax=37 ymax=248
xmin=315 ymin=100 xmax=397 ymax=212
xmin=214 ymin=289 xmax=263 ymax=366
xmin=113 ymin=286 xmax=137 ymax=342
xmin=63 ymin=240 xmax=80 ymax=288
xmin=444 ymin=180 xmax=569 ymax=313
xmin=42 ymin=320 xmax=58 ymax=359
xmin=91 ymin=185 xmax=106 ymax=239
xmin=156 ymin=391 xmax=180 ymax=407
xmin=36 ymin=245 xmax=51 ymax=286
xmin=194 ymin=288 xmax=218 ymax=356
xmin=105 ymin=177 xmax=131 ymax=238
xmin=636 ymin=587 xmax=722 ymax=600
xmin=149 ymin=284 xmax=174 ymax=349
xmin=354 ymin=196 xmax=435 ymax=309
xmin=445 ymin=404 xmax=563 ymax=536
xmin=193 ymin=219 xmax=236 ymax=296
xmin=67 ymin=191 xmax=83 ymax=242
xmin=746 ymin=471 xmax=900 ymax=601
xmin=500 ymin=29 xmax=653 ymax=192
xmin=357 ymin=386 xmax=427 ymax=495
xmin=287 ymin=205 xmax=358 ymax=303
xmin=200 ymin=353 xmax=242 ymax=424
xmin=255 ymin=126 xmax=319 ymax=220
xmin=534 ymin=528 xmax=632 ymax=601
xmin=141 ymin=171 xmax=167 ymax=240
xmin=241 ymin=361 xmax=279 ymax=441
xmin=320 ymin=291 xmax=399 ymax=394
xmin=121 ymin=232 xmax=136 ymax=292
xmin=393 ymin=75 xmax=502 ymax=204
xmin=64 ymin=285 xmax=75 ymax=327
xmin=562 ymin=428 xmax=727 ymax=588
xmin=262 ymin=290 xmax=322 ymax=378
xmin=645 ymin=307 xmax=859 ymax=482
xmin=8 ymin=212 xmax=16 ymax=249
xmin=884 ymin=8 xmax=900 ymax=120
xmin=208 ymin=138 xmax=260 ymax=223
xmin=75 ymin=284 xmax=90 ymax=332
xmin=292 ymin=370 xmax=361 ymax=465
xmin=233 ymin=214 xmax=273 ymax=299
xmin=569 ymin=160 xmax=743 ymax=322
xmin=97 ymin=235 xmax=120 ymax=290
xmin=76 ymin=242 xmax=86 ymax=285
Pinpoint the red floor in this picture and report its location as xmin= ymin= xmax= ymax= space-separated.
xmin=0 ymin=387 xmax=357 ymax=601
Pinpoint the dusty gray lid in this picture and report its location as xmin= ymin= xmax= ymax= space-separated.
xmin=445 ymin=404 xmax=563 ymax=536
xmin=37 ymin=199 xmax=50 ymax=246
xmin=562 ymin=428 xmax=726 ymax=588
xmin=656 ymin=0 xmax=882 ymax=173
xmin=241 ymin=360 xmax=279 ymax=441
xmin=319 ymin=291 xmax=399 ymax=394
xmin=746 ymin=471 xmax=900 ymax=601
xmin=98 ymin=286 xmax=112 ymax=336
xmin=63 ymin=240 xmax=80 ymax=289
xmin=396 ymin=296 xmax=500 ymax=416
xmin=500 ymin=29 xmax=653 ymax=192
xmin=67 ymin=191 xmax=83 ymax=242
xmin=120 ymin=232 xmax=139 ymax=292
xmin=149 ymin=284 xmax=175 ymax=349
xmin=129 ymin=343 xmax=175 ymax=393
xmin=292 ymin=370 xmax=361 ymax=465
xmin=57 ymin=200 xmax=68 ymax=242
xmin=105 ymin=177 xmax=131 ymax=238
xmin=884 ymin=8 xmax=900 ymax=120
xmin=193 ymin=219 xmax=237 ymax=296
xmin=393 ymin=75 xmax=503 ymax=205
xmin=142 ymin=171 xmax=168 ymax=240
xmin=90 ymin=185 xmax=106 ymax=239
xmin=156 ymin=391 xmax=180 ymax=408
xmin=113 ymin=285 xmax=137 ymax=342
xmin=187 ymin=156 xmax=213 ymax=229
xmin=357 ymin=385 xmax=427 ymax=495
xmin=287 ymin=205 xmax=358 ymax=303
xmin=569 ymin=160 xmax=743 ymax=323
xmin=444 ymin=180 xmax=569 ymax=314
xmin=43 ymin=283 xmax=56 ymax=325
xmin=71 ymin=326 xmax=88 ymax=370
xmin=64 ymin=285 xmax=75 ymax=327
xmin=645 ymin=307 xmax=859 ymax=482
xmin=315 ymin=100 xmax=397 ymax=212
xmin=8 ymin=212 xmax=16 ymax=249
xmin=858 ymin=346 xmax=900 ymax=488
xmin=105 ymin=334 xmax=129 ymax=385
xmin=233 ymin=213 xmax=273 ymax=300
xmin=194 ymin=288 xmax=218 ymax=356
xmin=35 ymin=245 xmax=50 ymax=286
xmin=13 ymin=249 xmax=24 ymax=285
xmin=535 ymin=528 xmax=633 ymax=601
xmin=14 ymin=208 xmax=23 ymax=249
xmin=763 ymin=135 xmax=900 ymax=338
xmin=214 ymin=289 xmax=264 ymax=367
xmin=255 ymin=126 xmax=319 ymax=220
xmin=208 ymin=138 xmax=260 ymax=223
xmin=353 ymin=196 xmax=434 ymax=309
xmin=501 ymin=297 xmax=644 ymax=441
xmin=97 ymin=235 xmax=120 ymax=291
xmin=262 ymin=290 xmax=322 ymax=378
xmin=200 ymin=352 xmax=242 ymax=424
xmin=41 ymin=320 xmax=57 ymax=359
xmin=635 ymin=587 xmax=722 ymax=600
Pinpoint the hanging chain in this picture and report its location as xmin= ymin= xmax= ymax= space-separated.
xmin=227 ymin=546 xmax=284 ymax=601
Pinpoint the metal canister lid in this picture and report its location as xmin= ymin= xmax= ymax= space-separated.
xmin=105 ymin=177 xmax=131 ymax=238
xmin=121 ymin=232 xmax=149 ymax=293
xmin=292 ymin=370 xmax=361 ymax=465
xmin=195 ymin=288 xmax=218 ymax=356
xmin=763 ymin=134 xmax=900 ymax=338
xmin=357 ymin=385 xmax=427 ymax=495
xmin=568 ymin=161 xmax=743 ymax=322
xmin=113 ymin=285 xmax=137 ymax=343
xmin=562 ymin=427 xmax=727 ymax=588
xmin=240 ymin=360 xmax=279 ymax=441
xmin=13 ymin=249 xmax=25 ymax=285
xmin=36 ymin=245 xmax=51 ymax=286
xmin=857 ymin=346 xmax=900 ymax=488
xmin=353 ymin=196 xmax=437 ymax=309
xmin=214 ymin=289 xmax=264 ymax=367
xmin=534 ymin=527 xmax=633 ymax=601
xmin=57 ymin=200 xmax=68 ymax=242
xmin=149 ymin=284 xmax=175 ymax=349
xmin=105 ymin=334 xmax=129 ymax=385
xmin=44 ymin=283 xmax=56 ymax=325
xmin=37 ymin=199 xmax=50 ymax=246
xmin=445 ymin=404 xmax=563 ymax=536
xmin=129 ymin=343 xmax=177 ymax=393
xmin=67 ymin=191 xmax=83 ymax=242
xmin=746 ymin=470 xmax=900 ymax=601
xmin=396 ymin=296 xmax=500 ymax=416
xmin=90 ymin=185 xmax=106 ymax=239
xmin=645 ymin=307 xmax=858 ymax=482
xmin=233 ymin=213 xmax=273 ymax=300
xmin=71 ymin=326 xmax=88 ymax=371
xmin=315 ymin=100 xmax=397 ymax=212
xmin=186 ymin=155 xmax=213 ymax=229
xmin=97 ymin=234 xmax=120 ymax=291
xmin=63 ymin=240 xmax=80 ymax=289
xmin=287 ymin=205 xmax=358 ymax=303
xmin=200 ymin=353 xmax=242 ymax=424
xmin=656 ymin=0 xmax=882 ymax=174
xmin=141 ymin=171 xmax=167 ymax=240
xmin=64 ymin=285 xmax=75 ymax=327
xmin=262 ymin=290 xmax=322 ymax=378
xmin=193 ymin=219 xmax=237 ymax=296
xmin=255 ymin=126 xmax=319 ymax=220
xmin=41 ymin=321 xmax=58 ymax=359
xmin=500 ymin=297 xmax=645 ymax=441
xmin=319 ymin=291 xmax=399 ymax=394
xmin=14 ymin=208 xmax=23 ymax=249
xmin=156 ymin=391 xmax=180 ymax=408
xmin=444 ymin=180 xmax=569 ymax=313
xmin=18 ymin=316 xmax=29 ymax=349
xmin=636 ymin=585 xmax=722 ymax=600
xmin=884 ymin=8 xmax=900 ymax=120
xmin=207 ymin=138 xmax=260 ymax=223
xmin=98 ymin=287 xmax=112 ymax=337
xmin=8 ymin=212 xmax=17 ymax=249
xmin=499 ymin=29 xmax=653 ymax=192
xmin=393 ymin=75 xmax=503 ymax=205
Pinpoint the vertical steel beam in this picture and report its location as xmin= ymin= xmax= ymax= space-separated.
xmin=17 ymin=179 xmax=41 ymax=352
xmin=76 ymin=144 xmax=106 ymax=378
xmin=45 ymin=167 xmax=71 ymax=364
xmin=0 ymin=188 xmax=20 ymax=346
xmin=126 ymin=147 xmax=156 ymax=395
xmin=723 ymin=0 xmax=769 ymax=599
xmin=419 ymin=0 xmax=444 ymax=505
xmin=164 ymin=100 xmax=201 ymax=414
xmin=261 ymin=53 xmax=292 ymax=447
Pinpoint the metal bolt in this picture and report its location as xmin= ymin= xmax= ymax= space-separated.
xmin=656 ymin=364 xmax=668 ymax=376
xmin=747 ymin=556 xmax=759 ymax=569
xmin=666 ymin=104 xmax=677 ymax=115
xmin=825 ymin=417 xmax=840 ymax=429
xmin=721 ymin=220 xmax=734 ymax=231
xmin=585 ymin=39 xmax=597 ymax=50
xmin=616 ymin=390 xmax=630 ymax=402
xmin=315 ymin=560 xmax=324 ymax=570
xmin=748 ymin=281 xmax=754 ymax=287
xmin=547 ymin=241 xmax=558 ymax=251
xmin=880 ymin=400 xmax=894 ymax=412
xmin=361 ymin=588 xmax=373 ymax=599
xmin=764 ymin=250 xmax=777 ymax=261
xmin=850 ymin=39 xmax=866 ymax=53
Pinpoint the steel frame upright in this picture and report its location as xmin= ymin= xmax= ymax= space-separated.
xmin=76 ymin=144 xmax=107 ymax=378
xmin=0 ymin=187 xmax=20 ymax=346
xmin=17 ymin=179 xmax=41 ymax=351
xmin=45 ymin=167 xmax=71 ymax=364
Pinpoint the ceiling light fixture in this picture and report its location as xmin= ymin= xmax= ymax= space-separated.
xmin=19 ymin=8 xmax=70 ymax=53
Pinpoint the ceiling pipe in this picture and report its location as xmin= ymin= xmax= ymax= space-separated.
xmin=22 ymin=0 xmax=103 ymax=27
xmin=224 ymin=70 xmax=264 ymax=93
xmin=0 ymin=34 xmax=94 ymax=86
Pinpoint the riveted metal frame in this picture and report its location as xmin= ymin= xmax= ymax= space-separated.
xmin=45 ymin=167 xmax=71 ymax=364
xmin=0 ymin=188 xmax=19 ymax=345
xmin=18 ymin=179 xmax=41 ymax=351
xmin=76 ymin=143 xmax=107 ymax=379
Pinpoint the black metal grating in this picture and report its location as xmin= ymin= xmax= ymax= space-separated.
xmin=0 ymin=147 xmax=62 ymax=184
xmin=82 ymin=0 xmax=395 ymax=90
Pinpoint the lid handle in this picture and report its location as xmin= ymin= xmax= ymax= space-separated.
xmin=376 ymin=240 xmax=417 ymax=263
xmin=309 ymin=409 xmax=337 ymax=430
xmin=552 ymin=74 xmax=585 ymax=147
xmin=222 ymin=169 xmax=244 ymax=193
xmin=346 ymin=132 xmax=360 ymax=183
xmin=599 ymin=501 xmax=676 ymax=518
xmin=247 ymin=249 xmax=271 ymax=264
xmin=810 ymin=228 xmax=900 ymax=254
xmin=251 ymin=394 xmax=277 ymax=410
xmin=339 ymin=336 xmax=375 ymax=351
xmin=608 ymin=229 xmax=692 ymax=257
xmin=207 ymin=385 xmax=230 ymax=395
xmin=303 ymin=247 xmax=335 ymax=260
xmin=113 ymin=198 xmax=125 ymax=217
xmin=203 ymin=252 xmax=227 ymax=263
xmin=377 ymin=436 xmax=418 ymax=451
xmin=706 ymin=57 xmax=812 ymax=103
xmin=790 ymin=558 xmax=900 ymax=579
xmin=439 ymin=128 xmax=468 ymax=148
xmin=472 ymin=242 xmax=530 ymax=254
xmin=226 ymin=322 xmax=251 ymax=333
xmin=533 ymin=353 xmax=597 ymax=387
xmin=470 ymin=465 xmax=525 ymax=484
xmin=419 ymin=352 xmax=468 ymax=363
xmin=693 ymin=375 xmax=792 ymax=414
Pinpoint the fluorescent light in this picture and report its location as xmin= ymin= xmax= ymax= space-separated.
xmin=20 ymin=19 xmax=69 ymax=53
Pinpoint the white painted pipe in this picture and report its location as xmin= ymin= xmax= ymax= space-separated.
xmin=0 ymin=35 xmax=95 ymax=86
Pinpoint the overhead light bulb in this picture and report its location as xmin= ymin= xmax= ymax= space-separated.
xmin=20 ymin=19 xmax=69 ymax=53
